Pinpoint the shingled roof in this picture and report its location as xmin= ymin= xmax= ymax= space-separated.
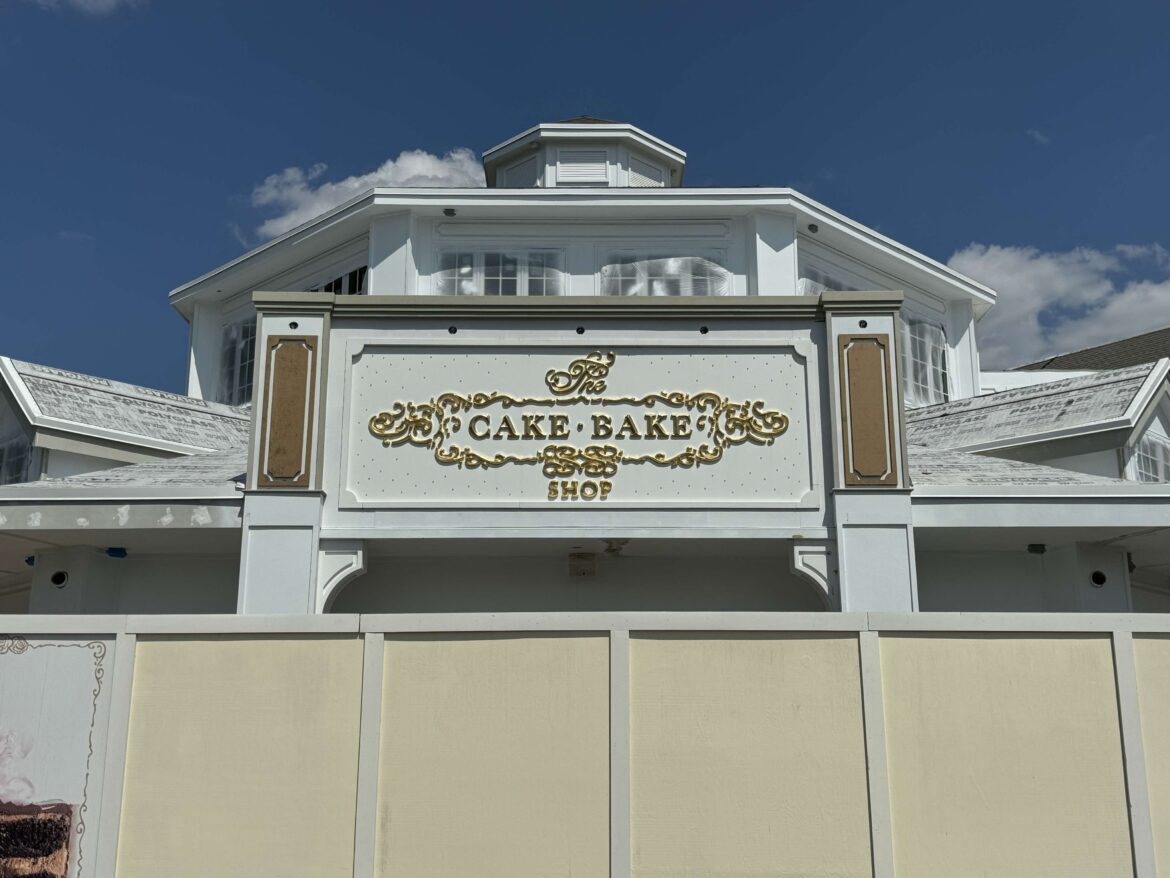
xmin=1021 ymin=325 xmax=1170 ymax=370
xmin=0 ymin=357 xmax=249 ymax=454
xmin=906 ymin=361 xmax=1167 ymax=452
xmin=907 ymin=447 xmax=1129 ymax=487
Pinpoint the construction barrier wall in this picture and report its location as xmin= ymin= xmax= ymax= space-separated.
xmin=1 ymin=612 xmax=1168 ymax=878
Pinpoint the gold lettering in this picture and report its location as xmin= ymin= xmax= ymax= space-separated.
xmin=548 ymin=481 xmax=558 ymax=501
xmin=599 ymin=481 xmax=612 ymax=500
xmin=671 ymin=414 xmax=693 ymax=439
xmin=643 ymin=413 xmax=668 ymax=439
xmin=469 ymin=414 xmax=490 ymax=440
xmin=548 ymin=414 xmax=570 ymax=439
xmin=493 ymin=416 xmax=520 ymax=440
xmin=592 ymin=413 xmax=613 ymax=439
xmin=522 ymin=413 xmax=547 ymax=440
xmin=580 ymin=480 xmax=598 ymax=499
xmin=560 ymin=480 xmax=578 ymax=499
xmin=615 ymin=414 xmax=641 ymax=440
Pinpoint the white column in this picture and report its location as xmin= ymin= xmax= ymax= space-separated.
xmin=237 ymin=492 xmax=323 ymax=614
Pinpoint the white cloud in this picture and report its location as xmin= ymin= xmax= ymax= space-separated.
xmin=27 ymin=0 xmax=145 ymax=13
xmin=250 ymin=148 xmax=485 ymax=241
xmin=1026 ymin=128 xmax=1051 ymax=145
xmin=948 ymin=243 xmax=1170 ymax=369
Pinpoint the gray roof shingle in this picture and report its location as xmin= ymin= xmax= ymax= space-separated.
xmin=906 ymin=363 xmax=1157 ymax=451
xmin=0 ymin=449 xmax=246 ymax=492
xmin=908 ymin=447 xmax=1129 ymax=487
xmin=5 ymin=359 xmax=249 ymax=453
xmin=1021 ymin=326 xmax=1170 ymax=370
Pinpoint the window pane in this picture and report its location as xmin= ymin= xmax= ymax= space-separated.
xmin=602 ymin=253 xmax=729 ymax=297
xmin=437 ymin=253 xmax=477 ymax=295
xmin=0 ymin=437 xmax=29 ymax=485
xmin=902 ymin=317 xmax=948 ymax=407
xmin=483 ymin=252 xmax=518 ymax=296
xmin=601 ymin=254 xmax=642 ymax=296
xmin=527 ymin=252 xmax=563 ymax=296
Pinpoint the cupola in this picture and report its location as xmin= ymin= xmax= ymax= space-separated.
xmin=482 ymin=117 xmax=686 ymax=188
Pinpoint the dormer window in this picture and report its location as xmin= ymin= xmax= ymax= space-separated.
xmin=903 ymin=317 xmax=949 ymax=407
xmin=600 ymin=252 xmax=731 ymax=296
xmin=219 ymin=317 xmax=256 ymax=406
xmin=435 ymin=250 xmax=564 ymax=296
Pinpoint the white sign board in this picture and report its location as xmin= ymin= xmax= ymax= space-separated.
xmin=341 ymin=343 xmax=817 ymax=509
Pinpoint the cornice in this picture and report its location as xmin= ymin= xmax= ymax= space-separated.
xmin=253 ymin=292 xmax=905 ymax=320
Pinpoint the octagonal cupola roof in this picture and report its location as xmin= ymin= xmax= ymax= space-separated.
xmin=482 ymin=117 xmax=686 ymax=188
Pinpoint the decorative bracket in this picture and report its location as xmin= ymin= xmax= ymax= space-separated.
xmin=790 ymin=540 xmax=839 ymax=610
xmin=316 ymin=540 xmax=366 ymax=613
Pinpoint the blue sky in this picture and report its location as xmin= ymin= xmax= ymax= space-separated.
xmin=2 ymin=0 xmax=1168 ymax=384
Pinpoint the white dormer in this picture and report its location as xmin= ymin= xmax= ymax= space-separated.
xmin=482 ymin=117 xmax=687 ymax=188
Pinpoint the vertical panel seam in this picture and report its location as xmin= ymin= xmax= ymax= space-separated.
xmin=353 ymin=633 xmax=386 ymax=878
xmin=1112 ymin=630 xmax=1158 ymax=878
xmin=93 ymin=631 xmax=137 ymax=878
xmin=859 ymin=630 xmax=895 ymax=878
xmin=610 ymin=630 xmax=631 ymax=878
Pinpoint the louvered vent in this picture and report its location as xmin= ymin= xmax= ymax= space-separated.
xmin=504 ymin=156 xmax=540 ymax=188
xmin=556 ymin=149 xmax=609 ymax=184
xmin=628 ymin=156 xmax=665 ymax=187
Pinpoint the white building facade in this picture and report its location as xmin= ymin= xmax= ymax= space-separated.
xmin=2 ymin=118 xmax=1170 ymax=878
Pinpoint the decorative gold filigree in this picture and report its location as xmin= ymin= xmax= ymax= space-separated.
xmin=368 ymin=352 xmax=789 ymax=489
xmin=540 ymin=444 xmax=622 ymax=478
xmin=545 ymin=351 xmax=614 ymax=396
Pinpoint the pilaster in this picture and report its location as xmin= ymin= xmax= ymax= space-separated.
xmin=823 ymin=293 xmax=918 ymax=611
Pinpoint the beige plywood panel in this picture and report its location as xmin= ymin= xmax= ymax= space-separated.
xmin=375 ymin=634 xmax=609 ymax=878
xmin=1135 ymin=635 xmax=1170 ymax=873
xmin=116 ymin=636 xmax=363 ymax=878
xmin=629 ymin=633 xmax=872 ymax=878
xmin=882 ymin=634 xmax=1132 ymax=878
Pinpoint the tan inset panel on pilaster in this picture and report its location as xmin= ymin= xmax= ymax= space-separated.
xmin=257 ymin=335 xmax=317 ymax=488
xmin=115 ymin=636 xmax=363 ymax=878
xmin=1135 ymin=635 xmax=1170 ymax=873
xmin=837 ymin=334 xmax=898 ymax=486
xmin=629 ymin=633 xmax=872 ymax=878
xmin=881 ymin=634 xmax=1133 ymax=878
xmin=375 ymin=634 xmax=610 ymax=878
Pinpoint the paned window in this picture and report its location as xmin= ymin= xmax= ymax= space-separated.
xmin=434 ymin=251 xmax=564 ymax=296
xmin=600 ymin=253 xmax=731 ymax=296
xmin=1133 ymin=432 xmax=1170 ymax=483
xmin=0 ymin=435 xmax=30 ymax=485
xmin=219 ymin=317 xmax=256 ymax=406
xmin=902 ymin=317 xmax=949 ymax=407
xmin=308 ymin=265 xmax=367 ymax=295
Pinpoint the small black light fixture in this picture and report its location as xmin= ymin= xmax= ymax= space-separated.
xmin=807 ymin=223 xmax=819 ymax=234
xmin=1090 ymin=570 xmax=1108 ymax=588
xmin=24 ymin=556 xmax=34 ymax=567
xmin=443 ymin=208 xmax=457 ymax=217
xmin=50 ymin=570 xmax=69 ymax=588
xmin=1027 ymin=543 xmax=1047 ymax=555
